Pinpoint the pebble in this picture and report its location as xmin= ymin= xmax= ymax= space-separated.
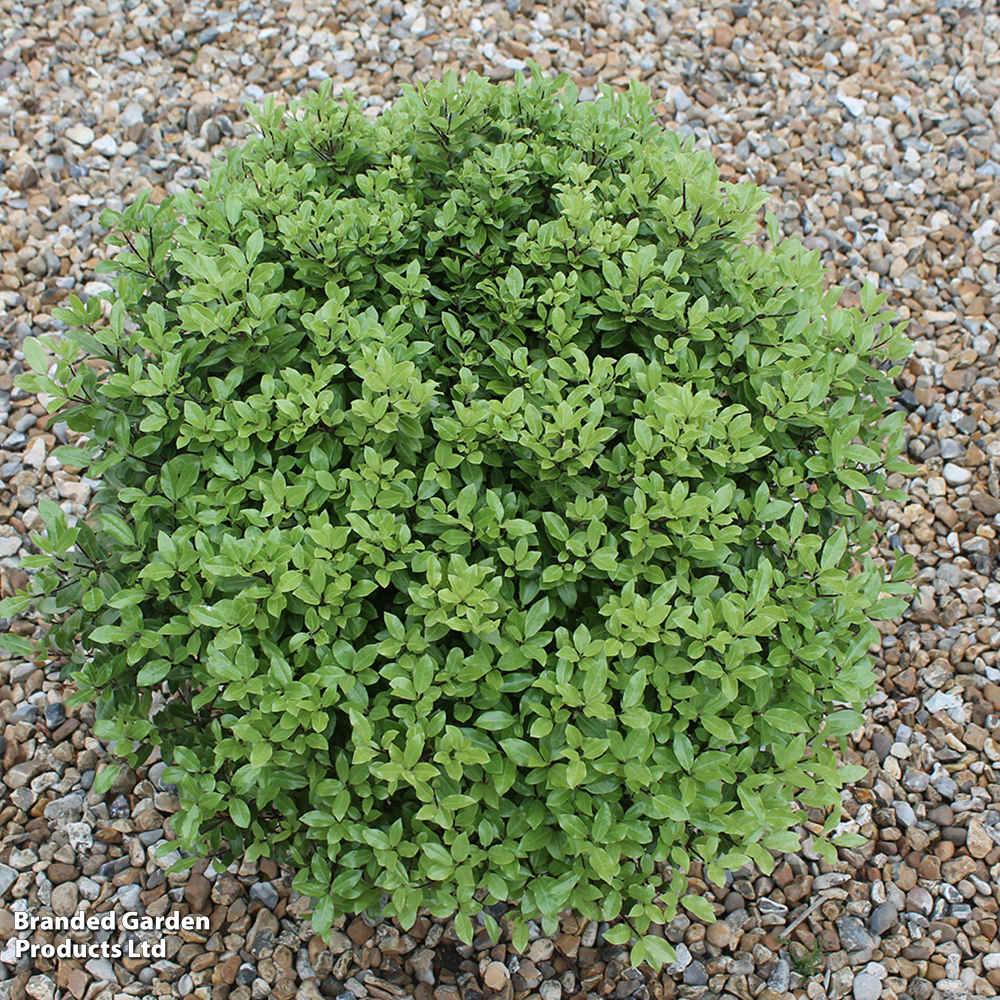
xmin=483 ymin=963 xmax=509 ymax=990
xmin=836 ymin=916 xmax=871 ymax=953
xmin=869 ymin=902 xmax=898 ymax=936
xmin=63 ymin=124 xmax=95 ymax=146
xmin=853 ymin=972 xmax=882 ymax=1000
xmin=91 ymin=135 xmax=119 ymax=157
xmin=249 ymin=880 xmax=280 ymax=909
xmin=942 ymin=463 xmax=972 ymax=486
xmin=705 ymin=921 xmax=731 ymax=947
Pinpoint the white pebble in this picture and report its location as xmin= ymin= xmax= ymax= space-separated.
xmin=0 ymin=535 xmax=21 ymax=557
xmin=973 ymin=220 xmax=999 ymax=246
xmin=23 ymin=437 xmax=47 ymax=470
xmin=942 ymin=463 xmax=972 ymax=486
xmin=289 ymin=45 xmax=310 ymax=68
xmin=119 ymin=102 xmax=145 ymax=129
xmin=838 ymin=93 xmax=867 ymax=117
xmin=853 ymin=972 xmax=882 ymax=1000
xmin=64 ymin=124 xmax=95 ymax=146
xmin=92 ymin=135 xmax=118 ymax=157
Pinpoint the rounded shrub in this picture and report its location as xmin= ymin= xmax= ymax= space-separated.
xmin=8 ymin=66 xmax=913 ymax=963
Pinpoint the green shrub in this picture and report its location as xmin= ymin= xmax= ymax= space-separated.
xmin=7 ymin=66 xmax=912 ymax=964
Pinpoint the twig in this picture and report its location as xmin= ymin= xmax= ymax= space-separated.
xmin=779 ymin=893 xmax=826 ymax=938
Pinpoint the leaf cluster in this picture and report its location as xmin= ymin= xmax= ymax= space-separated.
xmin=4 ymin=64 xmax=913 ymax=963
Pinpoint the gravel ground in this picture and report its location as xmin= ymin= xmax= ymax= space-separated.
xmin=2 ymin=0 xmax=1000 ymax=998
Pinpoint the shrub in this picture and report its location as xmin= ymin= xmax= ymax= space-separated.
xmin=6 ymin=66 xmax=913 ymax=964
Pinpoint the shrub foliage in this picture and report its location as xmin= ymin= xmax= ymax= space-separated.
xmin=7 ymin=67 xmax=912 ymax=963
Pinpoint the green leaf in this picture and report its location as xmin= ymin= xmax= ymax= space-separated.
xmin=230 ymin=799 xmax=251 ymax=828
xmin=523 ymin=597 xmax=550 ymax=639
xmin=763 ymin=830 xmax=801 ymax=852
xmin=641 ymin=935 xmax=678 ymax=969
xmin=823 ymin=710 xmax=863 ymax=737
xmin=680 ymin=894 xmax=717 ymax=922
xmin=93 ymin=764 xmax=121 ymax=796
xmin=98 ymin=511 xmax=135 ymax=547
xmin=602 ymin=924 xmax=632 ymax=945
xmin=454 ymin=911 xmax=474 ymax=945
xmin=832 ymin=832 xmax=869 ymax=847
xmin=136 ymin=660 xmax=171 ymax=685
xmin=837 ymin=763 xmax=869 ymax=782
xmin=763 ymin=708 xmax=809 ymax=733
xmin=160 ymin=455 xmax=200 ymax=502
xmin=499 ymin=739 xmax=545 ymax=767
xmin=22 ymin=336 xmax=49 ymax=374
xmin=0 ymin=632 xmax=35 ymax=657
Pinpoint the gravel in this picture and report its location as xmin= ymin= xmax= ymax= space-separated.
xmin=3 ymin=0 xmax=1000 ymax=997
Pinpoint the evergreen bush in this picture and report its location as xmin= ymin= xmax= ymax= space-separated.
xmin=5 ymin=65 xmax=913 ymax=964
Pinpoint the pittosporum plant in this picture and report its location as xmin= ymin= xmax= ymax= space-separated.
xmin=5 ymin=65 xmax=913 ymax=965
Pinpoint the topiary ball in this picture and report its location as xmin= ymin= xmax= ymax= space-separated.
xmin=11 ymin=65 xmax=912 ymax=964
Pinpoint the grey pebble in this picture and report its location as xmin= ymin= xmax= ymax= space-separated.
xmin=43 ymin=702 xmax=66 ymax=727
xmin=682 ymin=962 xmax=708 ymax=986
xmin=767 ymin=959 xmax=790 ymax=993
xmin=98 ymin=855 xmax=132 ymax=878
xmin=894 ymin=800 xmax=918 ymax=827
xmin=249 ymin=881 xmax=280 ymax=909
xmin=10 ymin=704 xmax=37 ymax=723
xmin=835 ymin=915 xmax=871 ymax=952
xmin=0 ymin=864 xmax=17 ymax=898
xmin=869 ymin=902 xmax=899 ymax=935
xmin=932 ymin=773 xmax=959 ymax=800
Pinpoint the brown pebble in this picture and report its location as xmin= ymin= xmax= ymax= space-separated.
xmin=967 ymin=819 xmax=993 ymax=859
xmin=935 ymin=841 xmax=956 ymax=861
xmin=713 ymin=24 xmax=737 ymax=47
xmin=347 ymin=916 xmax=374 ymax=946
xmin=51 ymin=718 xmax=80 ymax=743
xmin=771 ymin=862 xmax=793 ymax=889
xmin=784 ymin=874 xmax=813 ymax=905
xmin=271 ymin=979 xmax=297 ymax=1000
xmin=918 ymin=856 xmax=941 ymax=880
xmin=941 ymin=856 xmax=979 ymax=882
xmin=895 ymin=864 xmax=918 ymax=891
xmin=484 ymin=962 xmax=509 ymax=991
xmin=761 ymin=932 xmax=784 ymax=951
xmin=926 ymin=963 xmax=947 ymax=983
xmin=215 ymin=954 xmax=241 ymax=985
xmin=185 ymin=872 xmax=212 ymax=911
xmin=983 ymin=683 xmax=1000 ymax=709
xmin=972 ymin=493 xmax=1000 ymax=517
xmin=555 ymin=934 xmax=580 ymax=959
xmin=705 ymin=921 xmax=731 ymax=948
xmin=927 ymin=805 xmax=954 ymax=826
xmin=66 ymin=969 xmax=89 ymax=1000
xmin=46 ymin=863 xmax=80 ymax=885
xmin=210 ymin=876 xmax=243 ymax=906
